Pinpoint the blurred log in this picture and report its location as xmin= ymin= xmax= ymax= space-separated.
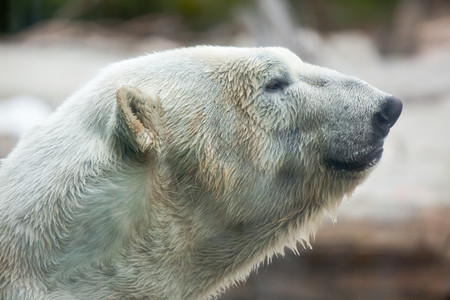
xmin=378 ymin=0 xmax=424 ymax=55
xmin=221 ymin=206 xmax=450 ymax=300
xmin=244 ymin=0 xmax=319 ymax=62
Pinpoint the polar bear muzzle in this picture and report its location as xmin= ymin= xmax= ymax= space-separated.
xmin=325 ymin=95 xmax=402 ymax=173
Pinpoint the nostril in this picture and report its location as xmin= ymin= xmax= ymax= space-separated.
xmin=372 ymin=96 xmax=402 ymax=137
xmin=377 ymin=96 xmax=403 ymax=128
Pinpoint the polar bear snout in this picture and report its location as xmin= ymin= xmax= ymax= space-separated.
xmin=372 ymin=96 xmax=403 ymax=137
xmin=324 ymin=95 xmax=402 ymax=173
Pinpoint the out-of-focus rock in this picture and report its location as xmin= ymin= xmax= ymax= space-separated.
xmin=417 ymin=15 xmax=450 ymax=54
xmin=378 ymin=0 xmax=425 ymax=55
xmin=0 ymin=95 xmax=52 ymax=137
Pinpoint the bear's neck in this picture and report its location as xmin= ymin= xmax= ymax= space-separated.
xmin=2 ymin=132 xmax=321 ymax=299
xmin=115 ymin=175 xmax=323 ymax=299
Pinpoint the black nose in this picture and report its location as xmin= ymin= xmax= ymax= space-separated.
xmin=373 ymin=96 xmax=403 ymax=135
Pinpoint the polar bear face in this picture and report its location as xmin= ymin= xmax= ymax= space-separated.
xmin=131 ymin=46 xmax=402 ymax=226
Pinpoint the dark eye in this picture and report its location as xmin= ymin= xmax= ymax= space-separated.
xmin=265 ymin=79 xmax=288 ymax=92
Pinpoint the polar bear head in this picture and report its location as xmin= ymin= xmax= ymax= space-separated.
xmin=115 ymin=46 xmax=401 ymax=230
xmin=8 ymin=46 xmax=400 ymax=299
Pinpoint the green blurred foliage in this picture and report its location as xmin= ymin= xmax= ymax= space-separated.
xmin=1 ymin=0 xmax=247 ymax=33
xmin=291 ymin=0 xmax=400 ymax=31
xmin=76 ymin=0 xmax=245 ymax=28
xmin=171 ymin=0 xmax=246 ymax=29
xmin=1 ymin=0 xmax=401 ymax=34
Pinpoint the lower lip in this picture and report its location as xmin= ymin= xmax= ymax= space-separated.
xmin=326 ymin=147 xmax=384 ymax=173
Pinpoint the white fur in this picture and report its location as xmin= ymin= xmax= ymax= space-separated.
xmin=0 ymin=46 xmax=393 ymax=299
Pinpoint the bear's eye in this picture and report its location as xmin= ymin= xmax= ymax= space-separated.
xmin=265 ymin=79 xmax=288 ymax=93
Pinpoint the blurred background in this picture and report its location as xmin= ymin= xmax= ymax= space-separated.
xmin=1 ymin=0 xmax=449 ymax=299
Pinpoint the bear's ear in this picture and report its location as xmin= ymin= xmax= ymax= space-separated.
xmin=116 ymin=85 xmax=162 ymax=154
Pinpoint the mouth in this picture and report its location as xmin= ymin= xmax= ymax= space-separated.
xmin=325 ymin=147 xmax=384 ymax=173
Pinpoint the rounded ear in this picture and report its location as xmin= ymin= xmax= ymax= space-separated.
xmin=116 ymin=85 xmax=162 ymax=154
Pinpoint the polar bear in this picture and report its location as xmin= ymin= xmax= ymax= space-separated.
xmin=0 ymin=46 xmax=402 ymax=299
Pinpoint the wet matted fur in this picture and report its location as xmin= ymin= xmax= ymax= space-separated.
xmin=0 ymin=46 xmax=401 ymax=299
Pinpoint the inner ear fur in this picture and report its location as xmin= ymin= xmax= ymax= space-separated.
xmin=116 ymin=85 xmax=162 ymax=154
